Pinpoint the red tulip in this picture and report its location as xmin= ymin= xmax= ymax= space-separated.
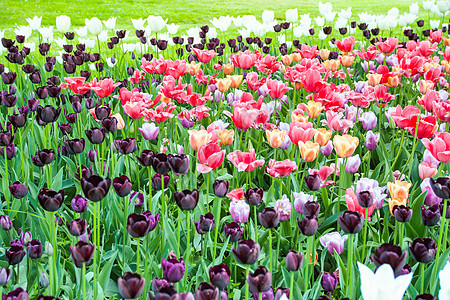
xmin=60 ymin=77 xmax=91 ymax=94
xmin=266 ymin=159 xmax=298 ymax=178
xmin=302 ymin=69 xmax=327 ymax=93
xmin=406 ymin=115 xmax=437 ymax=139
xmin=335 ymin=36 xmax=356 ymax=53
xmin=375 ymin=37 xmax=398 ymax=54
xmin=266 ymin=79 xmax=291 ymax=99
xmin=389 ymin=105 xmax=420 ymax=129
xmin=227 ymin=149 xmax=264 ymax=172
xmin=433 ymin=100 xmax=450 ymax=122
xmin=192 ymin=48 xmax=218 ymax=64
xmin=197 ymin=143 xmax=225 ymax=173
xmin=90 ymin=78 xmax=121 ymax=98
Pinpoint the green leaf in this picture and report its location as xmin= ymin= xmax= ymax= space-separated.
xmin=99 ymin=250 xmax=118 ymax=288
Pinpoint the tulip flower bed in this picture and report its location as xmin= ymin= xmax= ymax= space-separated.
xmin=2 ymin=2 xmax=450 ymax=300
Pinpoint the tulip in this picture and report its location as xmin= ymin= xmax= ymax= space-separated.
xmin=38 ymin=188 xmax=64 ymax=212
xmin=320 ymin=141 xmax=333 ymax=156
xmin=139 ymin=123 xmax=159 ymax=140
xmin=293 ymin=192 xmax=316 ymax=214
xmin=115 ymin=138 xmax=137 ymax=155
xmin=439 ymin=261 xmax=450 ymax=299
xmin=258 ymin=208 xmax=280 ymax=229
xmin=168 ymin=154 xmax=189 ymax=175
xmin=71 ymin=195 xmax=88 ymax=213
xmin=227 ymin=149 xmax=264 ymax=172
xmin=319 ymin=232 xmax=348 ymax=255
xmin=209 ymin=263 xmax=231 ymax=290
xmin=304 ymin=174 xmax=321 ymax=191
xmin=32 ymin=149 xmax=55 ymax=166
xmin=418 ymin=162 xmax=438 ymax=180
xmin=358 ymin=262 xmax=412 ymax=300
xmin=162 ymin=254 xmax=185 ymax=283
xmin=118 ymin=272 xmax=145 ymax=299
xmin=85 ymin=17 xmax=102 ymax=35
xmin=56 ymin=15 xmax=71 ymax=33
xmin=285 ymin=250 xmax=303 ymax=271
xmin=197 ymin=143 xmax=225 ymax=173
xmin=6 ymin=245 xmax=26 ymax=265
xmin=288 ymin=121 xmax=315 ymax=145
xmin=232 ymin=239 xmax=260 ymax=265
xmin=113 ymin=175 xmax=132 ymax=197
xmin=430 ymin=177 xmax=450 ymax=199
xmin=27 ymin=239 xmax=43 ymax=259
xmin=247 ymin=266 xmax=272 ymax=294
xmin=227 ymin=105 xmax=259 ymax=130
xmin=333 ymin=134 xmax=359 ymax=158
xmin=338 ymin=211 xmax=364 ymax=234
xmin=409 ymin=238 xmax=436 ymax=264
xmin=9 ymin=181 xmax=28 ymax=199
xmin=297 ymin=216 xmax=318 ymax=236
xmin=213 ymin=180 xmax=229 ymax=198
xmin=0 ymin=268 xmax=11 ymax=286
xmin=266 ymin=159 xmax=297 ymax=178
xmin=194 ymin=213 xmax=215 ymax=234
xmin=36 ymin=105 xmax=61 ymax=124
xmin=298 ymin=141 xmax=320 ymax=162
xmin=127 ymin=213 xmax=152 ymax=238
xmin=314 ymin=128 xmax=332 ymax=147
xmin=275 ymin=195 xmax=292 ymax=222
xmin=266 ymin=129 xmax=286 ymax=148
xmin=244 ymin=188 xmax=263 ymax=206
xmin=0 ymin=215 xmax=12 ymax=230
xmin=85 ymin=127 xmax=106 ymax=144
xmin=421 ymin=205 xmax=441 ymax=226
xmin=224 ymin=222 xmax=243 ymax=242
xmin=70 ymin=241 xmax=95 ymax=268
xmin=174 ymin=190 xmax=199 ymax=211
xmin=137 ymin=149 xmax=155 ymax=167
xmin=422 ymin=132 xmax=450 ymax=163
xmin=230 ymin=199 xmax=250 ymax=223
xmin=393 ymin=205 xmax=413 ymax=223
xmin=266 ymin=79 xmax=291 ymax=99
xmin=195 ymin=282 xmax=220 ymax=299
xmin=81 ymin=175 xmax=111 ymax=202
xmin=321 ymin=272 xmax=338 ymax=292
xmin=67 ymin=218 xmax=86 ymax=236
xmin=2 ymin=288 xmax=29 ymax=300
xmin=64 ymin=138 xmax=85 ymax=155
xmin=371 ymin=243 xmax=407 ymax=277
xmin=388 ymin=180 xmax=411 ymax=202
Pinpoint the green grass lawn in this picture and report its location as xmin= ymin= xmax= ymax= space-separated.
xmin=0 ymin=0 xmax=423 ymax=34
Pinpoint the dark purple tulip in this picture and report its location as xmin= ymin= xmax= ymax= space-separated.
xmin=400 ymin=263 xmax=412 ymax=275
xmin=27 ymin=239 xmax=43 ymax=259
xmin=59 ymin=124 xmax=72 ymax=135
xmin=0 ymin=215 xmax=12 ymax=230
xmin=258 ymin=208 xmax=280 ymax=229
xmin=303 ymin=201 xmax=320 ymax=217
xmin=274 ymin=287 xmax=289 ymax=300
xmin=0 ymin=268 xmax=11 ymax=285
xmin=74 ymin=165 xmax=93 ymax=181
xmin=9 ymin=181 xmax=28 ymax=199
xmin=137 ymin=149 xmax=155 ymax=167
xmin=224 ymin=222 xmax=243 ymax=242
xmin=151 ymin=277 xmax=174 ymax=294
xmin=0 ymin=144 xmax=16 ymax=160
xmin=209 ymin=263 xmax=230 ymax=290
xmin=245 ymin=188 xmax=264 ymax=206
xmin=94 ymin=105 xmax=111 ymax=121
xmin=194 ymin=212 xmax=215 ymax=234
xmin=357 ymin=191 xmax=374 ymax=208
xmin=142 ymin=210 xmax=160 ymax=231
xmin=162 ymin=253 xmax=185 ymax=283
xmin=10 ymin=238 xmax=24 ymax=248
xmin=118 ymin=272 xmax=145 ymax=299
xmin=36 ymin=105 xmax=61 ymax=124
xmin=37 ymin=188 xmax=64 ymax=212
xmin=32 ymin=149 xmax=55 ymax=166
xmin=415 ymin=293 xmax=437 ymax=300
xmin=421 ymin=205 xmax=441 ymax=226
xmin=8 ymin=113 xmax=27 ymax=128
xmin=371 ymin=243 xmax=407 ymax=277
xmin=2 ymin=287 xmax=28 ymax=300
xmin=338 ymin=211 xmax=364 ymax=234
xmin=321 ymin=272 xmax=338 ymax=292
xmin=285 ymin=250 xmax=303 ymax=271
xmin=174 ymin=189 xmax=199 ymax=211
xmin=130 ymin=191 xmax=145 ymax=208
xmin=232 ymin=239 xmax=260 ymax=265
xmin=69 ymin=241 xmax=95 ymax=268
xmin=430 ymin=177 xmax=450 ymax=199
xmin=168 ymin=154 xmax=189 ymax=175
xmin=0 ymin=131 xmax=14 ymax=146
xmin=101 ymin=117 xmax=117 ymax=133
xmin=1 ymin=94 xmax=17 ymax=107
xmin=148 ymin=285 xmax=178 ymax=299
xmin=67 ymin=218 xmax=87 ymax=236
xmin=151 ymin=153 xmax=171 ymax=175
xmin=393 ymin=205 xmax=413 ymax=223
xmin=85 ymin=127 xmax=106 ymax=144
xmin=252 ymin=289 xmax=274 ymax=300
xmin=64 ymin=138 xmax=85 ymax=155
xmin=247 ymin=266 xmax=272 ymax=294
xmin=81 ymin=175 xmax=111 ymax=202
xmin=114 ymin=138 xmax=137 ymax=155
xmin=213 ymin=180 xmax=229 ymax=198
xmin=304 ymin=174 xmax=321 ymax=191
xmin=5 ymin=246 xmax=26 ymax=265
xmin=88 ymin=150 xmax=98 ymax=162
xmin=439 ymin=201 xmax=450 ymax=219
xmin=297 ymin=216 xmax=318 ymax=236
xmin=195 ymin=282 xmax=219 ymax=300
xmin=113 ymin=175 xmax=132 ymax=197
xmin=151 ymin=174 xmax=170 ymax=191
xmin=127 ymin=213 xmax=152 ymax=238
xmin=1 ymin=72 xmax=17 ymax=85
xmin=36 ymin=296 xmax=60 ymax=300
xmin=409 ymin=238 xmax=436 ymax=264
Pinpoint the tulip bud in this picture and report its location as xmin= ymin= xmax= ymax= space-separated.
xmin=40 ymin=272 xmax=49 ymax=288
xmin=285 ymin=250 xmax=303 ymax=271
xmin=45 ymin=241 xmax=54 ymax=256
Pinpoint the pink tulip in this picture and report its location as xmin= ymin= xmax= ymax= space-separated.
xmin=227 ymin=188 xmax=244 ymax=202
xmin=266 ymin=159 xmax=298 ymax=178
xmin=422 ymin=132 xmax=450 ymax=163
xmin=266 ymin=79 xmax=291 ymax=99
xmin=227 ymin=149 xmax=264 ymax=172
xmin=288 ymin=121 xmax=315 ymax=145
xmin=275 ymin=195 xmax=292 ymax=222
xmin=375 ymin=37 xmax=398 ymax=54
xmin=418 ymin=162 xmax=438 ymax=180
xmin=230 ymin=50 xmax=258 ymax=69
xmin=123 ymin=101 xmax=144 ymax=119
xmin=192 ymin=48 xmax=218 ymax=64
xmin=196 ymin=143 xmax=225 ymax=173
xmin=225 ymin=105 xmax=259 ymax=130
xmin=229 ymin=200 xmax=250 ymax=223
xmin=90 ymin=78 xmax=121 ymax=98
xmin=319 ymin=232 xmax=348 ymax=255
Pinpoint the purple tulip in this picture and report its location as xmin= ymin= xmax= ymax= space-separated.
xmin=9 ymin=181 xmax=28 ymax=199
xmin=194 ymin=212 xmax=215 ymax=234
xmin=118 ymin=272 xmax=145 ymax=299
xmin=2 ymin=287 xmax=28 ymax=300
xmin=224 ymin=222 xmax=243 ymax=242
xmin=421 ymin=178 xmax=442 ymax=206
xmin=0 ymin=215 xmax=12 ymax=230
xmin=71 ymin=195 xmax=88 ymax=213
xmin=0 ymin=268 xmax=11 ymax=285
xmin=359 ymin=111 xmax=377 ymax=130
xmin=344 ymin=154 xmax=361 ymax=174
xmin=275 ymin=195 xmax=291 ymax=222
xmin=209 ymin=263 xmax=231 ymax=290
xmin=320 ymin=140 xmax=333 ymax=157
xmin=293 ymin=192 xmax=316 ymax=214
xmin=162 ymin=253 xmax=185 ymax=283
xmin=130 ymin=191 xmax=145 ymax=208
xmin=364 ymin=130 xmax=380 ymax=151
xmin=139 ymin=123 xmax=159 ymax=140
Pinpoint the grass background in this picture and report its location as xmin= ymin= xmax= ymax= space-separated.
xmin=0 ymin=0 xmax=423 ymax=33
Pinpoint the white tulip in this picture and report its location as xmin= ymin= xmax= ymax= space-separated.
xmin=437 ymin=0 xmax=450 ymax=13
xmin=388 ymin=7 xmax=400 ymax=18
xmin=423 ymin=0 xmax=436 ymax=10
xmin=38 ymin=26 xmax=54 ymax=43
xmin=431 ymin=4 xmax=445 ymax=16
xmin=98 ymin=30 xmax=108 ymax=42
xmin=54 ymin=37 xmax=66 ymax=49
xmin=262 ymin=10 xmax=275 ymax=24
xmin=24 ymin=42 xmax=36 ymax=53
xmin=286 ymin=8 xmax=298 ymax=23
xmin=14 ymin=26 xmax=32 ymax=40
xmin=166 ymin=23 xmax=180 ymax=35
xmin=206 ymin=27 xmax=217 ymax=39
xmin=324 ymin=11 xmax=337 ymax=23
xmin=186 ymin=27 xmax=200 ymax=38
xmin=439 ymin=260 xmax=450 ymax=300
xmin=299 ymin=14 xmax=312 ymax=29
xmin=358 ymin=263 xmax=412 ymax=300
xmin=75 ymin=27 xmax=88 ymax=38
xmin=85 ymin=17 xmax=102 ymax=36
xmin=106 ymin=57 xmax=117 ymax=68
xmin=26 ymin=16 xmax=42 ymax=31
xmin=293 ymin=26 xmax=303 ymax=38
xmin=315 ymin=16 xmax=325 ymax=27
xmin=131 ymin=18 xmax=146 ymax=30
xmin=232 ymin=16 xmax=243 ymax=27
xmin=121 ymin=43 xmax=136 ymax=53
xmin=318 ymin=2 xmax=333 ymax=16
xmin=278 ymin=34 xmax=286 ymax=44
xmin=103 ymin=17 xmax=116 ymax=30
xmin=338 ymin=7 xmax=352 ymax=20
xmin=56 ymin=51 xmax=64 ymax=64
xmin=237 ymin=28 xmax=251 ymax=39
xmin=430 ymin=19 xmax=441 ymax=28
xmin=410 ymin=2 xmax=420 ymax=15
xmin=89 ymin=63 xmax=96 ymax=71
xmin=319 ymin=30 xmax=327 ymax=40
xmin=56 ymin=15 xmax=71 ymax=33
xmin=80 ymin=38 xmax=96 ymax=49
xmin=147 ymin=15 xmax=167 ymax=33
xmin=211 ymin=16 xmax=232 ymax=32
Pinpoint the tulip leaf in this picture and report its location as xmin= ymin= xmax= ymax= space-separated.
xmin=98 ymin=250 xmax=117 ymax=288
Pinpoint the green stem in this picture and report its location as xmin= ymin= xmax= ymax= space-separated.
xmin=420 ymin=263 xmax=425 ymax=294
xmin=213 ymin=196 xmax=222 ymax=263
xmin=269 ymin=229 xmax=273 ymax=274
xmin=347 ymin=234 xmax=354 ymax=297
xmin=136 ymin=239 xmax=140 ymax=273
xmin=82 ymin=262 xmax=86 ymax=300
xmin=289 ymin=271 xmax=294 ymax=299
xmin=184 ymin=211 xmax=191 ymax=291
xmin=361 ymin=208 xmax=368 ymax=261
xmin=245 ymin=264 xmax=250 ymax=300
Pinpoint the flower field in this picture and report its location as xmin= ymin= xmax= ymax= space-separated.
xmin=1 ymin=1 xmax=450 ymax=299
